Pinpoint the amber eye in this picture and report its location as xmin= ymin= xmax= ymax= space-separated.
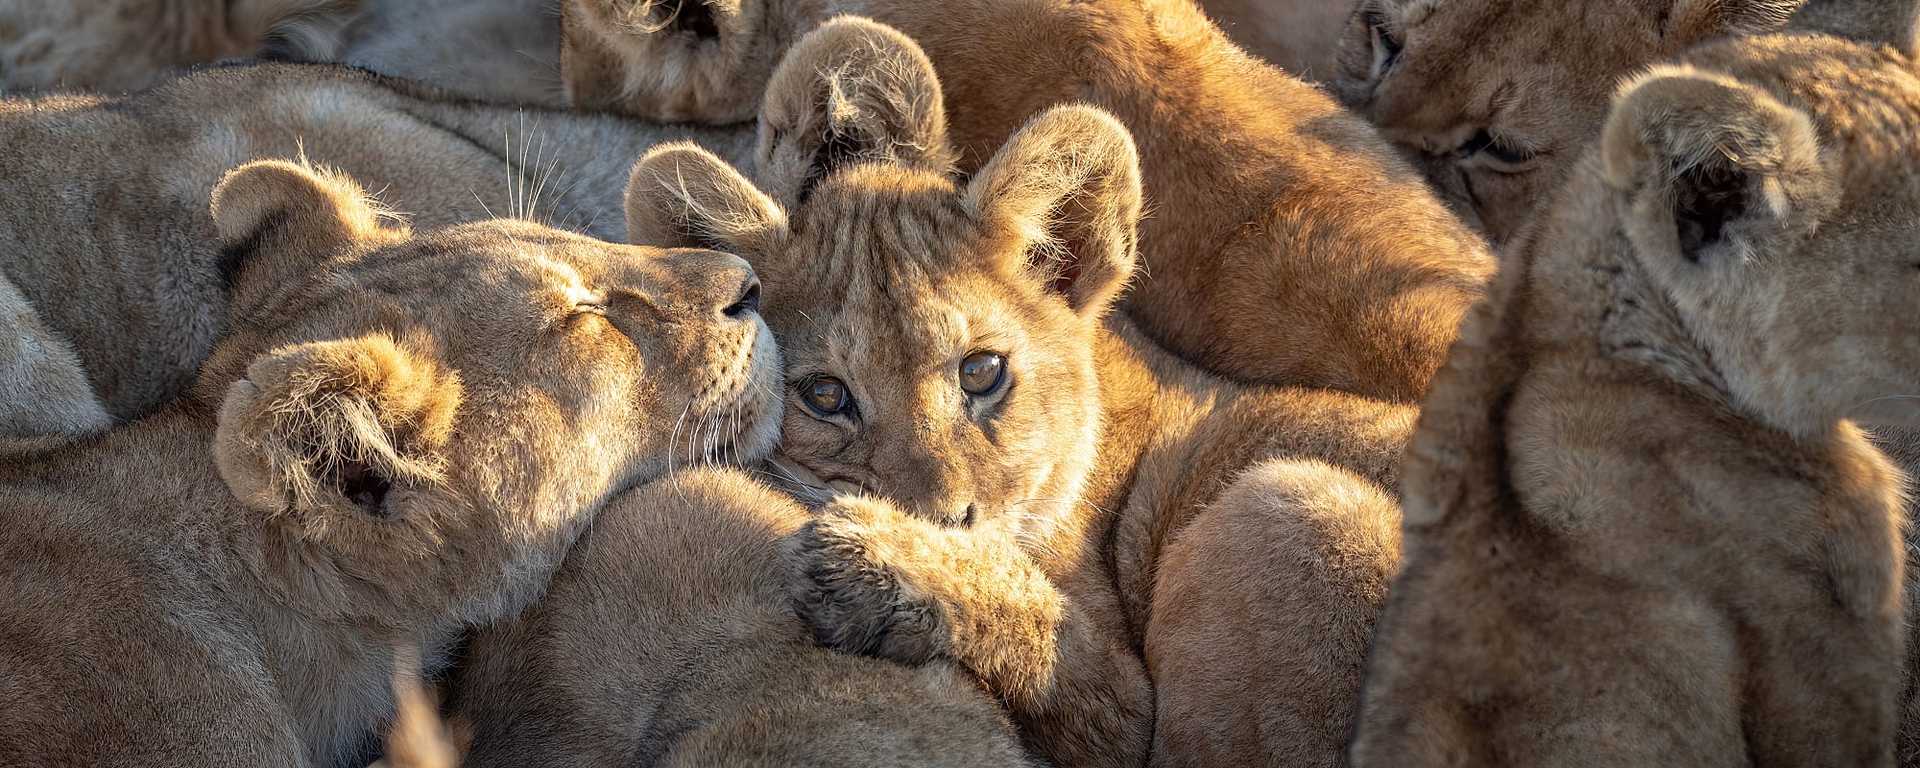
xmin=802 ymin=376 xmax=851 ymax=416
xmin=959 ymin=352 xmax=1008 ymax=397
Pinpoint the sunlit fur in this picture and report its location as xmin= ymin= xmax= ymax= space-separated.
xmin=0 ymin=0 xmax=360 ymax=94
xmin=1327 ymin=0 xmax=1801 ymax=243
xmin=0 ymin=62 xmax=753 ymax=437
xmin=562 ymin=0 xmax=1493 ymax=404
xmin=0 ymin=160 xmax=780 ymax=766
xmin=625 ymin=19 xmax=1418 ymax=767
xmin=449 ymin=468 xmax=1039 ymax=767
xmin=1351 ymin=22 xmax=1920 ymax=766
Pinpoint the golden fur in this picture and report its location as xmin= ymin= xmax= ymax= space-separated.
xmin=1350 ymin=20 xmax=1920 ymax=765
xmin=1328 ymin=0 xmax=1801 ymax=243
xmin=446 ymin=468 xmax=1039 ymax=767
xmin=0 ymin=62 xmax=752 ymax=438
xmin=563 ymin=0 xmax=1493 ymax=404
xmin=0 ymin=0 xmax=360 ymax=94
xmin=1198 ymin=0 xmax=1356 ymax=79
xmin=0 ymin=159 xmax=781 ymax=766
xmin=625 ymin=19 xmax=1416 ymax=767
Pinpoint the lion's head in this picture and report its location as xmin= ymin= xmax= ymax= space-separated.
xmin=627 ymin=18 xmax=1138 ymax=530
xmin=1328 ymin=0 xmax=1801 ymax=243
xmin=197 ymin=159 xmax=781 ymax=624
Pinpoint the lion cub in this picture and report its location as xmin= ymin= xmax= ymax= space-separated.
xmin=447 ymin=468 xmax=1038 ymax=767
xmin=0 ymin=0 xmax=359 ymax=94
xmin=563 ymin=0 xmax=1493 ymax=404
xmin=1328 ymin=0 xmax=1805 ymax=243
xmin=627 ymin=19 xmax=1414 ymax=767
xmin=0 ymin=160 xmax=780 ymax=767
xmin=1350 ymin=20 xmax=1920 ymax=767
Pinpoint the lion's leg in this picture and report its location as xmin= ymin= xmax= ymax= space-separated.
xmin=1144 ymin=459 xmax=1401 ymax=768
xmin=0 ymin=274 xmax=110 ymax=440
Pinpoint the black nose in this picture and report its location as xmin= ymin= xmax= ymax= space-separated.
xmin=722 ymin=279 xmax=761 ymax=319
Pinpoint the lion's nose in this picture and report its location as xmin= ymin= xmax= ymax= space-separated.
xmin=721 ymin=277 xmax=761 ymax=320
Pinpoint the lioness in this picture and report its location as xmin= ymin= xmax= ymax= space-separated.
xmin=447 ymin=468 xmax=1038 ymax=767
xmin=1349 ymin=13 xmax=1919 ymax=766
xmin=0 ymin=0 xmax=359 ymax=94
xmin=626 ymin=18 xmax=1414 ymax=767
xmin=0 ymin=62 xmax=752 ymax=438
xmin=0 ymin=159 xmax=780 ymax=767
xmin=1327 ymin=0 xmax=1802 ymax=243
xmin=562 ymin=0 xmax=1493 ymax=404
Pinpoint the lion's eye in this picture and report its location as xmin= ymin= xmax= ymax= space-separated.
xmin=801 ymin=376 xmax=852 ymax=417
xmin=1458 ymin=129 xmax=1537 ymax=168
xmin=1366 ymin=10 xmax=1403 ymax=78
xmin=959 ymin=352 xmax=1008 ymax=397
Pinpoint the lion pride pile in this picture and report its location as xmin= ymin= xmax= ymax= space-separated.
xmin=1 ymin=0 xmax=1916 ymax=766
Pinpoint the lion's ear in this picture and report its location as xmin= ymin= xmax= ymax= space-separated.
xmin=1663 ymin=0 xmax=1800 ymax=45
xmin=627 ymin=142 xmax=790 ymax=263
xmin=1601 ymin=66 xmax=1836 ymax=276
xmin=215 ymin=333 xmax=461 ymax=523
xmin=210 ymin=160 xmax=403 ymax=310
xmin=966 ymin=105 xmax=1142 ymax=319
xmin=754 ymin=16 xmax=956 ymax=208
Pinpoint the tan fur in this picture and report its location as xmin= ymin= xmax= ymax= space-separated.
xmin=337 ymin=0 xmax=565 ymax=106
xmin=0 ymin=159 xmax=781 ymax=766
xmin=625 ymin=19 xmax=1416 ymax=767
xmin=0 ymin=62 xmax=753 ymax=436
xmin=564 ymin=0 xmax=1493 ymax=404
xmin=1197 ymin=0 xmax=1357 ymax=79
xmin=1350 ymin=29 xmax=1920 ymax=766
xmin=446 ymin=468 xmax=1039 ymax=767
xmin=0 ymin=0 xmax=361 ymax=94
xmin=1328 ymin=0 xmax=1802 ymax=243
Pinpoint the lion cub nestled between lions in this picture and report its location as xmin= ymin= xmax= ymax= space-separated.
xmin=1351 ymin=20 xmax=1920 ymax=767
xmin=0 ymin=160 xmax=780 ymax=767
xmin=616 ymin=19 xmax=1414 ymax=768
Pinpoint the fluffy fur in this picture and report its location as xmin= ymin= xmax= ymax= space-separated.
xmin=1197 ymin=0 xmax=1357 ymax=79
xmin=626 ymin=19 xmax=1416 ymax=767
xmin=0 ymin=62 xmax=753 ymax=438
xmin=563 ymin=0 xmax=1493 ymax=404
xmin=336 ymin=0 xmax=566 ymax=106
xmin=0 ymin=160 xmax=782 ymax=766
xmin=0 ymin=0 xmax=361 ymax=94
xmin=447 ymin=468 xmax=1039 ymax=767
xmin=1349 ymin=23 xmax=1920 ymax=766
xmin=1328 ymin=0 xmax=1803 ymax=243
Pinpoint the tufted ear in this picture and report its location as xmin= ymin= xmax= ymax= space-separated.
xmin=754 ymin=16 xmax=957 ymax=208
xmin=966 ymin=105 xmax=1143 ymax=319
xmin=1790 ymin=0 xmax=1919 ymax=54
xmin=215 ymin=332 xmax=462 ymax=525
xmin=1601 ymin=66 xmax=1837 ymax=276
xmin=211 ymin=160 xmax=405 ymax=312
xmin=627 ymin=142 xmax=791 ymax=270
xmin=1661 ymin=0 xmax=1801 ymax=45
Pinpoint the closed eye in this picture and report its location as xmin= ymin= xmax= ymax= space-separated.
xmin=1366 ymin=8 xmax=1403 ymax=80
xmin=1457 ymin=129 xmax=1539 ymax=172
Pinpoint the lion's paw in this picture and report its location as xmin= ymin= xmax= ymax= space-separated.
xmin=783 ymin=497 xmax=950 ymax=665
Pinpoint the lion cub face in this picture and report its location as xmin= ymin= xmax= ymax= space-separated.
xmin=1588 ymin=36 xmax=1920 ymax=436
xmin=627 ymin=20 xmax=1140 ymax=528
xmin=1330 ymin=0 xmax=1800 ymax=243
xmin=198 ymin=160 xmax=781 ymax=621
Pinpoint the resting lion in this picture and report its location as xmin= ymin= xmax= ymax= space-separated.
xmin=0 ymin=158 xmax=780 ymax=767
xmin=0 ymin=61 xmax=752 ymax=439
xmin=1349 ymin=12 xmax=1919 ymax=766
xmin=1327 ymin=0 xmax=1805 ymax=243
xmin=561 ymin=0 xmax=1493 ymax=404
xmin=1197 ymin=0 xmax=1356 ymax=79
xmin=0 ymin=0 xmax=359 ymax=94
xmin=625 ymin=18 xmax=1414 ymax=767
xmin=444 ymin=468 xmax=1038 ymax=767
